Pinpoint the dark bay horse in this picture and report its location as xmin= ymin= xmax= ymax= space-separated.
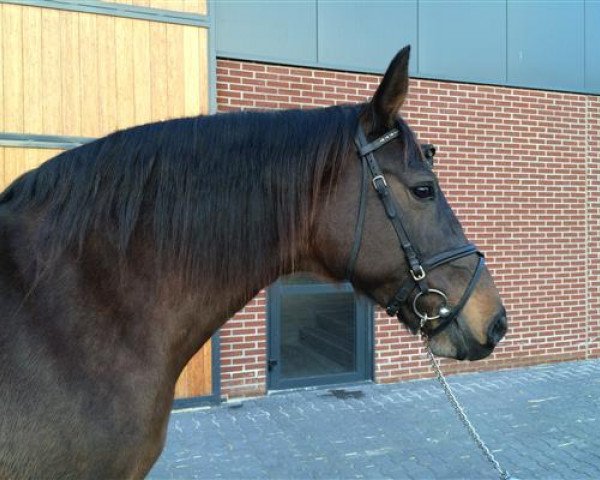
xmin=0 ymin=46 xmax=506 ymax=478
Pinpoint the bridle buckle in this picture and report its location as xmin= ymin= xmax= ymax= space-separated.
xmin=411 ymin=265 xmax=426 ymax=281
xmin=371 ymin=174 xmax=387 ymax=190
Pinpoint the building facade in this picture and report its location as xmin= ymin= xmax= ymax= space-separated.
xmin=215 ymin=0 xmax=600 ymax=399
xmin=217 ymin=59 xmax=600 ymax=399
xmin=1 ymin=0 xmax=599 ymax=403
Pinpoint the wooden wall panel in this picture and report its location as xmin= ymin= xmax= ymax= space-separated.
xmin=115 ymin=17 xmax=136 ymax=129
xmin=132 ymin=19 xmax=152 ymax=124
xmin=0 ymin=8 xmax=3 ymax=133
xmin=41 ymin=8 xmax=61 ymax=135
xmin=80 ymin=13 xmax=100 ymax=137
xmin=1 ymin=2 xmax=212 ymax=400
xmin=174 ymin=342 xmax=212 ymax=398
xmin=0 ymin=147 xmax=63 ymax=190
xmin=96 ymin=13 xmax=118 ymax=134
xmin=23 ymin=6 xmax=42 ymax=133
xmin=103 ymin=0 xmax=207 ymax=16
xmin=166 ymin=23 xmax=185 ymax=119
xmin=150 ymin=21 xmax=170 ymax=120
xmin=2 ymin=5 xmax=23 ymax=133
xmin=60 ymin=10 xmax=82 ymax=135
xmin=0 ymin=3 xmax=209 ymax=138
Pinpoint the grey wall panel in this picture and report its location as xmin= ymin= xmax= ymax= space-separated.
xmin=418 ymin=0 xmax=506 ymax=84
xmin=585 ymin=0 xmax=600 ymax=93
xmin=214 ymin=0 xmax=598 ymax=95
xmin=215 ymin=0 xmax=317 ymax=64
xmin=507 ymin=0 xmax=585 ymax=92
xmin=317 ymin=0 xmax=417 ymax=74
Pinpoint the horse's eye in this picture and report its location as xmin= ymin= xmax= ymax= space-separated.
xmin=411 ymin=185 xmax=435 ymax=200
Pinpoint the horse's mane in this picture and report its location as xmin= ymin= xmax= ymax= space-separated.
xmin=1 ymin=105 xmax=361 ymax=292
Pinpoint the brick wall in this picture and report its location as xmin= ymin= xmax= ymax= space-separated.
xmin=216 ymin=58 xmax=600 ymax=398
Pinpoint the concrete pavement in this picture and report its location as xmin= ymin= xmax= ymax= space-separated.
xmin=149 ymin=359 xmax=600 ymax=479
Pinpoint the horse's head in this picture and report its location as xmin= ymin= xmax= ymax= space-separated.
xmin=311 ymin=46 xmax=506 ymax=360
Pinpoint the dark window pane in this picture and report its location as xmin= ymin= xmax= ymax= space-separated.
xmin=280 ymin=291 xmax=356 ymax=379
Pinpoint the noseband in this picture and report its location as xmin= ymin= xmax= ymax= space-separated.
xmin=346 ymin=123 xmax=485 ymax=338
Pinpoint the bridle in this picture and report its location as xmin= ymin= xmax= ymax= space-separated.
xmin=346 ymin=122 xmax=486 ymax=338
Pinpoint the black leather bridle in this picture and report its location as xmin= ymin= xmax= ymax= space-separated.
xmin=346 ymin=122 xmax=486 ymax=338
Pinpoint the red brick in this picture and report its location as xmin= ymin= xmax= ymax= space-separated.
xmin=215 ymin=58 xmax=600 ymax=398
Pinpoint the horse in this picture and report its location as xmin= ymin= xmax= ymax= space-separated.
xmin=0 ymin=46 xmax=507 ymax=478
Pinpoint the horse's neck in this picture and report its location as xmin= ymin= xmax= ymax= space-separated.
xmin=2 ymin=216 xmax=193 ymax=381
xmin=5 ymin=165 xmax=307 ymax=387
xmin=77 ymin=221 xmax=288 ymax=376
xmin=81 ymin=230 xmax=275 ymax=374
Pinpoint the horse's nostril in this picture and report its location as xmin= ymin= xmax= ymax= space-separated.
xmin=486 ymin=308 xmax=507 ymax=347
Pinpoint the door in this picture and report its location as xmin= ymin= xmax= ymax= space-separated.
xmin=268 ymin=275 xmax=372 ymax=390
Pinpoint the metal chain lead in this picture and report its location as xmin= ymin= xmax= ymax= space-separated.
xmin=422 ymin=334 xmax=512 ymax=480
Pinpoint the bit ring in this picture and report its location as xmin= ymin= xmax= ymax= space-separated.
xmin=412 ymin=289 xmax=448 ymax=322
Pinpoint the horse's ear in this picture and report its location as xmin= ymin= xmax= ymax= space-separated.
xmin=368 ymin=45 xmax=411 ymax=131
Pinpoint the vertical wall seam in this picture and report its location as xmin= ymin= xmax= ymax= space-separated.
xmin=505 ymin=0 xmax=508 ymax=84
xmin=583 ymin=0 xmax=586 ymax=90
xmin=585 ymin=94 xmax=591 ymax=359
xmin=1 ymin=4 xmax=4 ymax=134
xmin=77 ymin=11 xmax=83 ymax=137
xmin=314 ymin=0 xmax=319 ymax=65
xmin=208 ymin=0 xmax=216 ymax=114
xmin=416 ymin=0 xmax=420 ymax=74
xmin=58 ymin=10 xmax=64 ymax=134
xmin=19 ymin=2 xmax=25 ymax=133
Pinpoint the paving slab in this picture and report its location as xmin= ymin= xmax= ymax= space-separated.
xmin=149 ymin=359 xmax=600 ymax=479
